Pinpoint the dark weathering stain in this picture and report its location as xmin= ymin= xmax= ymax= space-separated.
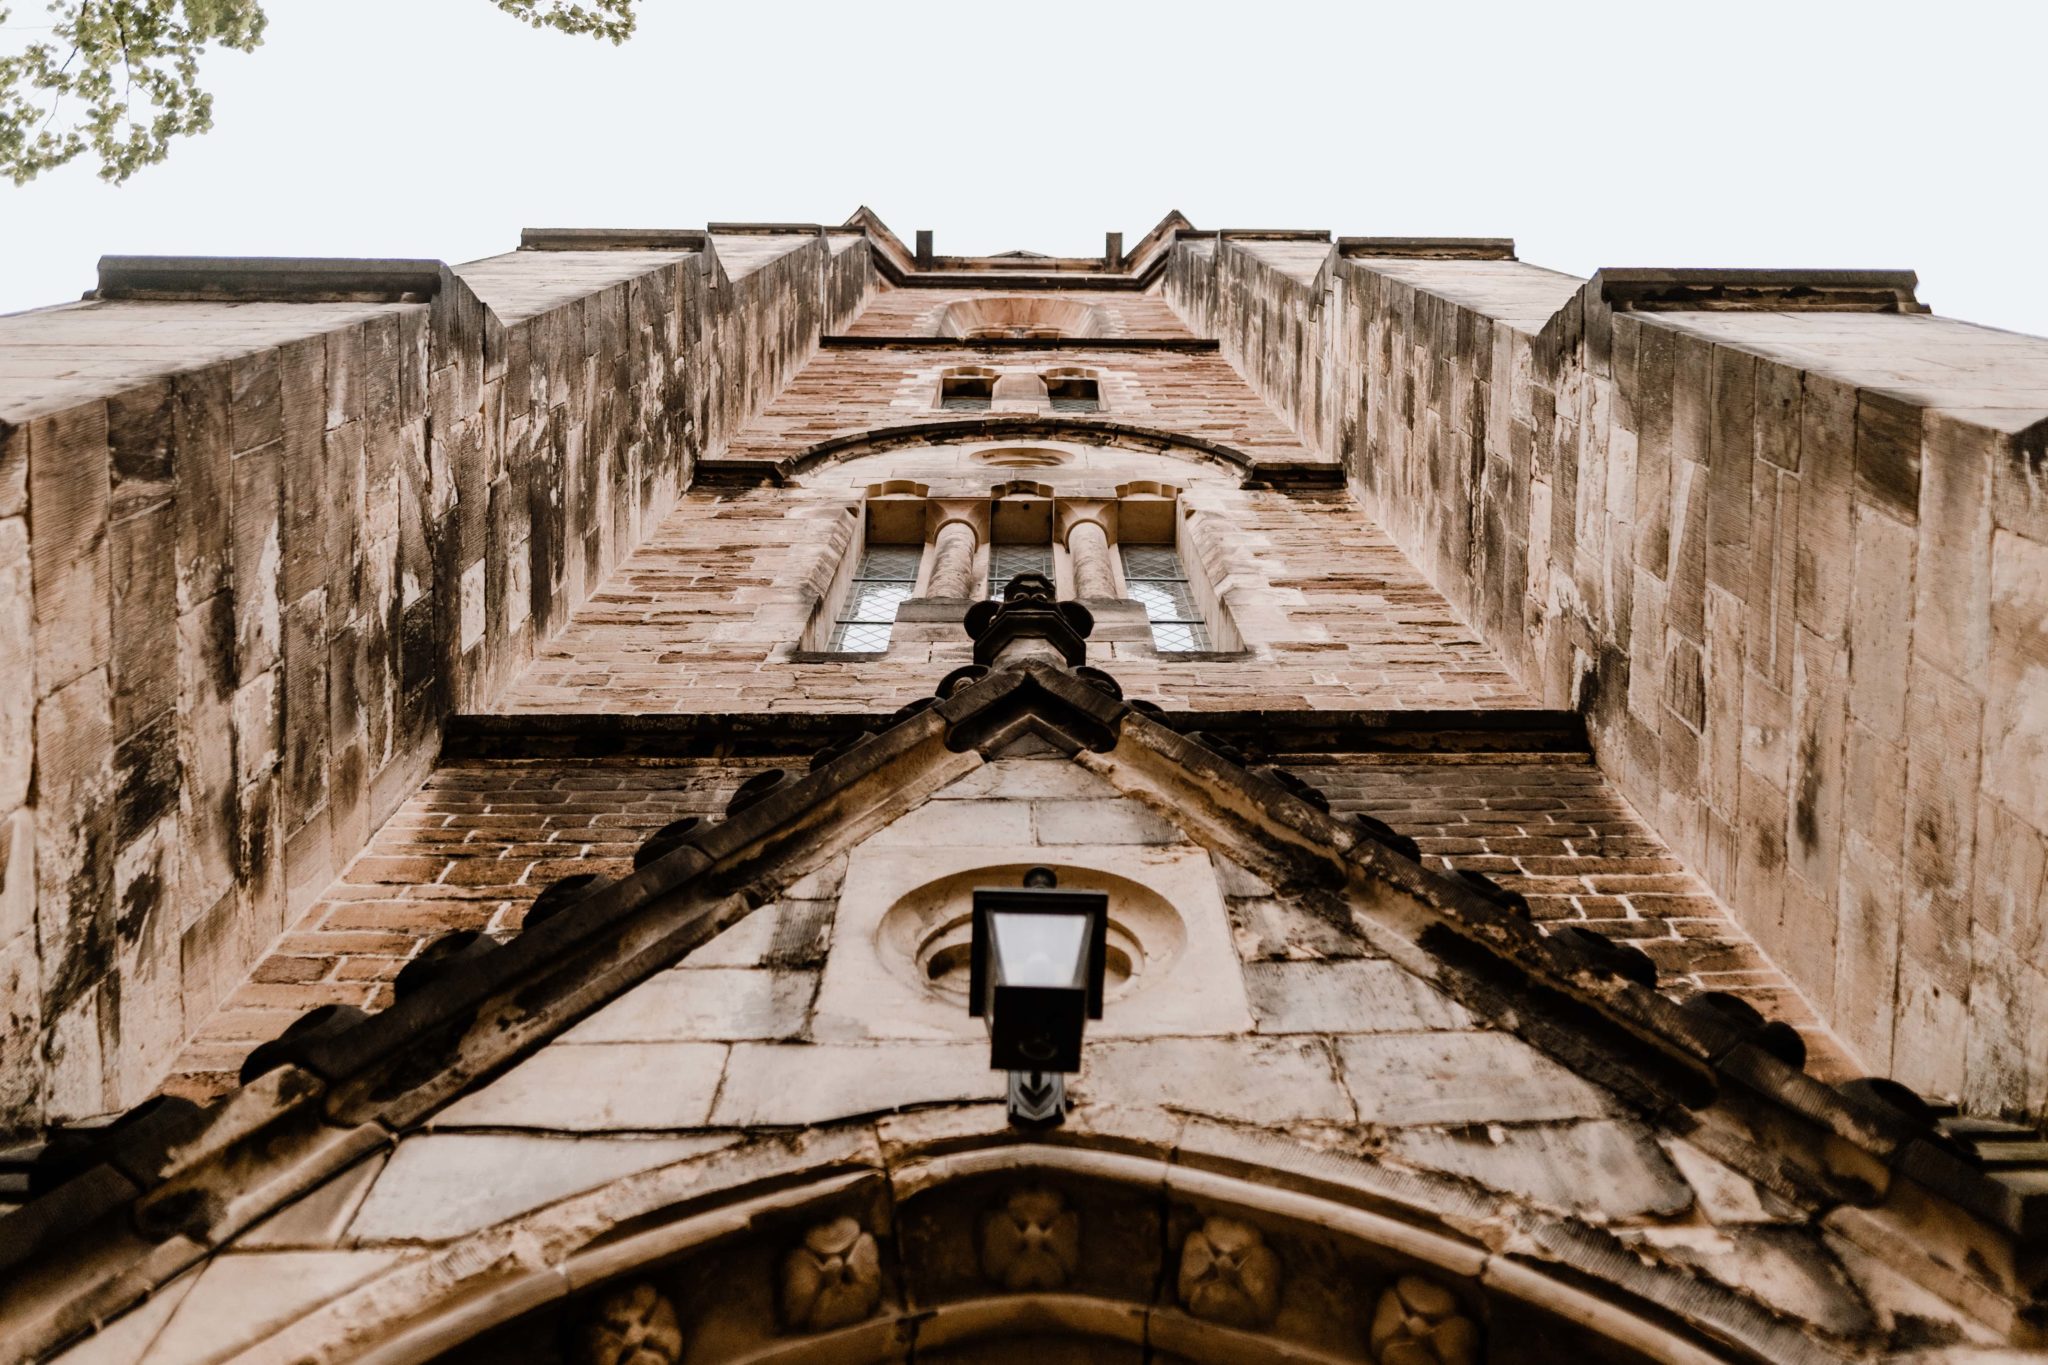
xmin=1794 ymin=728 xmax=1823 ymax=851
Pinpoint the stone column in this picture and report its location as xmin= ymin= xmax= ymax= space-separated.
xmin=925 ymin=508 xmax=984 ymax=600
xmin=1056 ymin=500 xmax=1119 ymax=601
xmin=927 ymin=521 xmax=978 ymax=599
xmin=1067 ymin=521 xmax=1116 ymax=600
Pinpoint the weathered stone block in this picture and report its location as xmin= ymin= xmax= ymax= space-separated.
xmin=1983 ymin=528 xmax=2048 ymax=833
xmin=277 ymin=337 xmax=331 ymax=605
xmin=438 ymin=1040 xmax=727 ymax=1130
xmin=1754 ymin=360 xmax=1801 ymax=472
xmin=0 ymin=805 xmax=35 ymax=948
xmin=1992 ymin=420 xmax=2048 ymax=543
xmin=0 ymin=416 xmax=24 ymax=519
xmin=230 ymin=350 xmax=283 ymax=454
xmin=34 ymin=667 xmax=114 ymax=1031
xmin=1389 ymin=1119 xmax=1690 ymax=1218
xmin=1245 ymin=960 xmax=1471 ymax=1034
xmin=177 ymin=593 xmax=239 ymax=918
xmin=173 ymin=364 xmax=232 ymax=611
xmin=1971 ymin=795 xmax=2046 ymax=960
xmin=106 ymin=379 xmax=175 ymax=518
xmin=231 ymin=440 xmax=283 ymax=678
xmin=1795 ymin=375 xmax=1857 ymax=641
xmin=0 ymin=516 xmax=32 ymax=810
xmin=1832 ymin=831 xmax=1902 ymax=1072
xmin=562 ymin=968 xmax=817 ymax=1044
xmin=1854 ymin=390 xmax=1921 ymax=524
xmin=28 ymin=400 xmax=111 ymax=694
xmin=1336 ymin=1031 xmax=1610 ymax=1126
xmin=1845 ymin=506 xmax=1915 ymax=744
xmin=1705 ymin=345 xmax=1755 ymax=596
xmin=1899 ymin=661 xmax=1982 ymax=1000
xmin=280 ymin=590 xmax=329 ymax=834
xmin=1915 ymin=413 xmax=1995 ymax=682
xmin=1787 ymin=631 xmax=1846 ymax=894
xmin=348 ymin=1132 xmax=727 ymax=1243
xmin=114 ymin=710 xmax=181 ymax=846
xmin=0 ymin=929 xmax=42 ymax=1123
xmin=108 ymin=498 xmax=179 ymax=736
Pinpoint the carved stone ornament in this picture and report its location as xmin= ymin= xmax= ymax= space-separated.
xmin=1368 ymin=1274 xmax=1481 ymax=1365
xmin=780 ymin=1215 xmax=884 ymax=1333
xmin=979 ymin=1186 xmax=1082 ymax=1290
xmin=578 ymin=1281 xmax=684 ymax=1365
xmin=1176 ymin=1215 xmax=1282 ymax=1328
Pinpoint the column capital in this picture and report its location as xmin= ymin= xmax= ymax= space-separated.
xmin=925 ymin=498 xmax=990 ymax=543
xmin=1054 ymin=498 xmax=1118 ymax=548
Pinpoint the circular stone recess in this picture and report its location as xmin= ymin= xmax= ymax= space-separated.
xmin=972 ymin=446 xmax=1071 ymax=469
xmin=877 ymin=863 xmax=1185 ymax=1006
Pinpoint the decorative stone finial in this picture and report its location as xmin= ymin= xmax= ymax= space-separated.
xmin=1367 ymin=1275 xmax=1480 ymax=1365
xmin=963 ymin=572 xmax=1093 ymax=668
xmin=980 ymin=1186 xmax=1082 ymax=1290
xmin=1177 ymin=1216 xmax=1281 ymax=1327
xmin=780 ymin=1216 xmax=883 ymax=1333
xmin=578 ymin=1281 xmax=684 ymax=1365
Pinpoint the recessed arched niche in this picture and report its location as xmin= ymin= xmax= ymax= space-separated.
xmin=939 ymin=296 xmax=1105 ymax=339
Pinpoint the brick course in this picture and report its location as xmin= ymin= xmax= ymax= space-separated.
xmin=159 ymin=758 xmax=769 ymax=1100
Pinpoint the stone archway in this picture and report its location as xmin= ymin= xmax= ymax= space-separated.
xmin=324 ymin=1141 xmax=1739 ymax=1365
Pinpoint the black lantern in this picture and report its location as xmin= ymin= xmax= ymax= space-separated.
xmin=969 ymin=867 xmax=1108 ymax=1126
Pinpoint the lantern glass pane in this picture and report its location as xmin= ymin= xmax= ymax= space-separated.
xmin=988 ymin=911 xmax=1089 ymax=990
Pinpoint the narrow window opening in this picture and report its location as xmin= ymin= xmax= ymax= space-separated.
xmin=988 ymin=542 xmax=1054 ymax=599
xmin=1121 ymin=544 xmax=1210 ymax=652
xmin=940 ymin=374 xmax=995 ymax=411
xmin=828 ymin=543 xmax=922 ymax=652
xmin=1047 ymin=377 xmax=1100 ymax=413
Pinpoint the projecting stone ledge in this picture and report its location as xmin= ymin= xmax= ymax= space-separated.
xmin=94 ymin=255 xmax=448 ymax=303
xmin=1591 ymin=267 xmax=1926 ymax=313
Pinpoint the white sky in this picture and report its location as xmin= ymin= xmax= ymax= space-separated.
xmin=2 ymin=0 xmax=2045 ymax=335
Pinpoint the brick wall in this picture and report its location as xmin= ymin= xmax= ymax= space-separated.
xmin=1170 ymin=238 xmax=2048 ymax=1120
xmin=1302 ymin=756 xmax=1852 ymax=1078
xmin=157 ymin=757 xmax=770 ymax=1101
xmin=499 ymin=448 xmax=1530 ymax=716
xmin=840 ymin=286 xmax=1192 ymax=339
xmin=721 ymin=342 xmax=1317 ymax=469
xmin=0 ymin=233 xmax=871 ymax=1132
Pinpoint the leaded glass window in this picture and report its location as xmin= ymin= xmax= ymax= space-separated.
xmin=988 ymin=543 xmax=1054 ymax=599
xmin=828 ymin=543 xmax=921 ymax=652
xmin=1121 ymin=544 xmax=1210 ymax=652
xmin=940 ymin=374 xmax=993 ymax=411
xmin=1047 ymin=377 xmax=1100 ymax=413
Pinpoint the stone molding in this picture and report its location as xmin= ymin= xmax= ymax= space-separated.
xmin=94 ymin=255 xmax=447 ymax=302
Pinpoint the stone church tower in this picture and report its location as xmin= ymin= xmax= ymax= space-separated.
xmin=0 ymin=216 xmax=2043 ymax=1361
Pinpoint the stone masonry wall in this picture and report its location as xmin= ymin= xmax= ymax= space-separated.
xmin=0 ymin=233 xmax=870 ymax=1132
xmin=1168 ymin=237 xmax=2048 ymax=1120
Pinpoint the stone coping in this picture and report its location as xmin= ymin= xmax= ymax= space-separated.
xmin=94 ymin=255 xmax=447 ymax=302
xmin=518 ymin=228 xmax=711 ymax=251
xmin=1338 ymin=237 xmax=1518 ymax=260
xmin=1591 ymin=267 xmax=1926 ymax=313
